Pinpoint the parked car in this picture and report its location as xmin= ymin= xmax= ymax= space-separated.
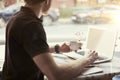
xmin=0 ymin=2 xmax=24 ymax=28
xmin=0 ymin=2 xmax=60 ymax=27
xmin=71 ymin=5 xmax=120 ymax=24
xmin=43 ymin=8 xmax=60 ymax=26
xmin=71 ymin=6 xmax=100 ymax=24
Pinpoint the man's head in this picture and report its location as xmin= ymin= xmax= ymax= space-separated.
xmin=24 ymin=0 xmax=45 ymax=5
xmin=24 ymin=0 xmax=51 ymax=14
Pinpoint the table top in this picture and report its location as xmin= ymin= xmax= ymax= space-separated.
xmin=75 ymin=57 xmax=120 ymax=80
xmin=0 ymin=50 xmax=120 ymax=80
xmin=52 ymin=51 xmax=120 ymax=80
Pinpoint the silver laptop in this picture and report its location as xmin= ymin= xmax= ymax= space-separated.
xmin=85 ymin=27 xmax=117 ymax=63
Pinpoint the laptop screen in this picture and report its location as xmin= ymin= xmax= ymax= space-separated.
xmin=85 ymin=27 xmax=117 ymax=59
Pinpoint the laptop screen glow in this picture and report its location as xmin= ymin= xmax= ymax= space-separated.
xmin=85 ymin=27 xmax=117 ymax=59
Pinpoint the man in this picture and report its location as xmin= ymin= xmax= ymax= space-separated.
xmin=1 ymin=0 xmax=98 ymax=80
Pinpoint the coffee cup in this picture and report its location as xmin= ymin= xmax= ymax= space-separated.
xmin=69 ymin=41 xmax=82 ymax=51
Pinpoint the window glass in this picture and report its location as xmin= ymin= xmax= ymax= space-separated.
xmin=0 ymin=0 xmax=120 ymax=51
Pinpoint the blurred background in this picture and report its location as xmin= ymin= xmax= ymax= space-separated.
xmin=1 ymin=0 xmax=120 ymax=79
xmin=1 ymin=0 xmax=120 ymax=26
xmin=1 ymin=0 xmax=120 ymax=48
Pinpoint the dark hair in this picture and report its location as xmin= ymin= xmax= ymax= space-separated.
xmin=24 ymin=0 xmax=45 ymax=5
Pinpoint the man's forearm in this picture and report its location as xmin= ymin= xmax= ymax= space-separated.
xmin=55 ymin=57 xmax=89 ymax=80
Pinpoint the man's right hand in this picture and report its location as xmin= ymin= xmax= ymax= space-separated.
xmin=84 ymin=50 xmax=98 ymax=65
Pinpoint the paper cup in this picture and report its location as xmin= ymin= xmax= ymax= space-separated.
xmin=69 ymin=41 xmax=81 ymax=51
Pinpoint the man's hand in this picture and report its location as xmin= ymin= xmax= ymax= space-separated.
xmin=59 ymin=43 xmax=71 ymax=53
xmin=84 ymin=50 xmax=98 ymax=65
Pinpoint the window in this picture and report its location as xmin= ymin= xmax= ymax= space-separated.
xmin=0 ymin=0 xmax=120 ymax=59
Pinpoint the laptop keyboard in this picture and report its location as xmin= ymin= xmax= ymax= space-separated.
xmin=98 ymin=56 xmax=107 ymax=60
xmin=98 ymin=57 xmax=104 ymax=60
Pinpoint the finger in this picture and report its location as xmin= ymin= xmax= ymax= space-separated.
xmin=89 ymin=51 xmax=98 ymax=58
xmin=89 ymin=50 xmax=92 ymax=53
xmin=93 ymin=50 xmax=95 ymax=53
xmin=94 ymin=52 xmax=98 ymax=59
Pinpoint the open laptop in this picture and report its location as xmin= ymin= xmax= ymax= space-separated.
xmin=85 ymin=27 xmax=117 ymax=63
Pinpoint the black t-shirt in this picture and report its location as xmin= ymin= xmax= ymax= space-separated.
xmin=1 ymin=7 xmax=49 ymax=80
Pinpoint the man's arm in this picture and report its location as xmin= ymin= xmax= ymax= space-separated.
xmin=33 ymin=51 xmax=98 ymax=80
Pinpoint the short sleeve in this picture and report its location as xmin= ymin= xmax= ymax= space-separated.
xmin=22 ymin=22 xmax=49 ymax=57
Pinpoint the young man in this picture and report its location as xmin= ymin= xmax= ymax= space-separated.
xmin=1 ymin=0 xmax=98 ymax=80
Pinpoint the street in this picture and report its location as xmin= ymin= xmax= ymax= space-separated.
xmin=0 ymin=18 xmax=90 ymax=45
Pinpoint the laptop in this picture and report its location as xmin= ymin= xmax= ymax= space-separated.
xmin=85 ymin=27 xmax=117 ymax=63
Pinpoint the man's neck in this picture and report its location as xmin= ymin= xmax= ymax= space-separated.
xmin=24 ymin=4 xmax=42 ymax=18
